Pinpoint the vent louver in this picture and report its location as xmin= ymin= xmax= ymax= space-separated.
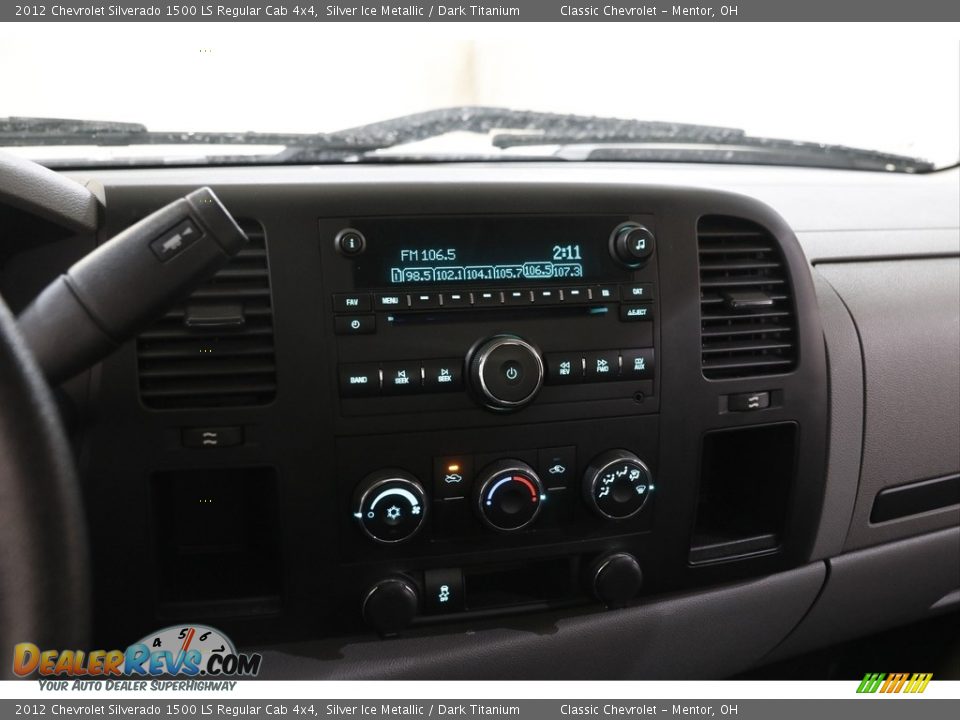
xmin=698 ymin=216 xmax=797 ymax=379
xmin=137 ymin=220 xmax=276 ymax=409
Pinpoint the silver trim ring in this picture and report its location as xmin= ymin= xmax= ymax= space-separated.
xmin=475 ymin=462 xmax=545 ymax=532
xmin=585 ymin=454 xmax=653 ymax=521
xmin=355 ymin=474 xmax=427 ymax=544
xmin=475 ymin=337 xmax=544 ymax=409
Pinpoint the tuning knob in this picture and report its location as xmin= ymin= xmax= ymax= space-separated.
xmin=610 ymin=222 xmax=655 ymax=268
xmin=583 ymin=450 xmax=654 ymax=520
xmin=469 ymin=335 xmax=544 ymax=411
xmin=474 ymin=459 xmax=545 ymax=532
xmin=352 ymin=470 xmax=427 ymax=544
xmin=588 ymin=552 xmax=643 ymax=608
xmin=362 ymin=576 xmax=419 ymax=636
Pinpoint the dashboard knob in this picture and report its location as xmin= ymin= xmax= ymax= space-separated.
xmin=474 ymin=459 xmax=545 ymax=532
xmin=583 ymin=450 xmax=654 ymax=520
xmin=352 ymin=471 xmax=427 ymax=544
xmin=469 ymin=335 xmax=544 ymax=411
xmin=589 ymin=552 xmax=644 ymax=608
xmin=362 ymin=577 xmax=419 ymax=636
xmin=610 ymin=223 xmax=656 ymax=267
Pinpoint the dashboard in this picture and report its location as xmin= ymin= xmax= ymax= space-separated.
xmin=2 ymin=161 xmax=958 ymax=678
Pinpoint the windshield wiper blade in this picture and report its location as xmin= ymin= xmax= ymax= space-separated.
xmin=0 ymin=116 xmax=386 ymax=155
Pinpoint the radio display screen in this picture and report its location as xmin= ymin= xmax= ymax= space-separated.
xmin=351 ymin=215 xmax=627 ymax=288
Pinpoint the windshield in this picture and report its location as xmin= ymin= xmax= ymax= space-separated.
xmin=1 ymin=24 xmax=957 ymax=171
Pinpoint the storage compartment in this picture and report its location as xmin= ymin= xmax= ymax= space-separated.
xmin=151 ymin=468 xmax=282 ymax=612
xmin=464 ymin=557 xmax=579 ymax=610
xmin=690 ymin=423 xmax=797 ymax=563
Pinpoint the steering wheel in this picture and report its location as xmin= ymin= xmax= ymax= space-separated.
xmin=0 ymin=294 xmax=90 ymax=678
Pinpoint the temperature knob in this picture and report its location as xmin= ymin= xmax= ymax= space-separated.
xmin=474 ymin=459 xmax=545 ymax=532
xmin=583 ymin=450 xmax=654 ymax=520
xmin=353 ymin=471 xmax=427 ymax=544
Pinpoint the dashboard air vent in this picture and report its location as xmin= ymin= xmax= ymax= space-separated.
xmin=137 ymin=220 xmax=276 ymax=409
xmin=698 ymin=216 xmax=796 ymax=379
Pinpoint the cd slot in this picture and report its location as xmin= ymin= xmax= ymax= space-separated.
xmin=386 ymin=304 xmax=611 ymax=325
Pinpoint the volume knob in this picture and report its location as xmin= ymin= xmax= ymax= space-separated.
xmin=469 ymin=335 xmax=544 ymax=411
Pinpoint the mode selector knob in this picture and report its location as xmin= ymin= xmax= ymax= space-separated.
xmin=353 ymin=471 xmax=427 ymax=544
xmin=469 ymin=335 xmax=544 ymax=411
xmin=583 ymin=450 xmax=654 ymax=520
xmin=474 ymin=459 xmax=545 ymax=532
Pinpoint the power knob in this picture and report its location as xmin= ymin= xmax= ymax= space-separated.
xmin=469 ymin=335 xmax=544 ymax=411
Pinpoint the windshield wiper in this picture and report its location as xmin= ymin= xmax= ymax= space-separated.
xmin=0 ymin=108 xmax=937 ymax=172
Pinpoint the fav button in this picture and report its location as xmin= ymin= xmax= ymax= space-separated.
xmin=332 ymin=293 xmax=371 ymax=313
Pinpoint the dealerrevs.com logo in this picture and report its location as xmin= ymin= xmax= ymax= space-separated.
xmin=13 ymin=624 xmax=262 ymax=679
xmin=856 ymin=673 xmax=933 ymax=694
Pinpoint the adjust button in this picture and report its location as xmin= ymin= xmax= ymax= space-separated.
xmin=424 ymin=568 xmax=465 ymax=614
xmin=382 ymin=362 xmax=422 ymax=394
xmin=538 ymin=446 xmax=576 ymax=490
xmin=338 ymin=363 xmax=381 ymax=397
xmin=584 ymin=351 xmax=619 ymax=381
xmin=332 ymin=292 xmax=371 ymax=313
xmin=423 ymin=359 xmax=463 ymax=391
xmin=728 ymin=391 xmax=771 ymax=412
xmin=621 ymin=284 xmax=654 ymax=302
xmin=374 ymin=293 xmax=408 ymax=311
xmin=545 ymin=352 xmax=584 ymax=384
xmin=621 ymin=348 xmax=655 ymax=380
xmin=620 ymin=303 xmax=654 ymax=322
xmin=334 ymin=315 xmax=376 ymax=335
xmin=182 ymin=426 xmax=242 ymax=448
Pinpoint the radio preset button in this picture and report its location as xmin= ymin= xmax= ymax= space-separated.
xmin=545 ymin=352 xmax=584 ymax=384
xmin=335 ymin=315 xmax=376 ymax=335
xmin=563 ymin=287 xmax=591 ymax=303
xmin=423 ymin=359 xmax=463 ymax=391
xmin=375 ymin=293 xmax=408 ymax=311
xmin=338 ymin=363 xmax=381 ymax=397
xmin=620 ymin=303 xmax=654 ymax=322
xmin=382 ymin=362 xmax=422 ymax=393
xmin=532 ymin=288 xmax=562 ymax=305
xmin=584 ymin=351 xmax=619 ymax=381
xmin=504 ymin=289 xmax=532 ymax=305
xmin=441 ymin=291 xmax=472 ymax=307
xmin=474 ymin=290 xmax=503 ymax=306
xmin=621 ymin=348 xmax=655 ymax=380
xmin=410 ymin=292 xmax=441 ymax=309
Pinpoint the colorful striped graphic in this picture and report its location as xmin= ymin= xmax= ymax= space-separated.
xmin=857 ymin=672 xmax=933 ymax=694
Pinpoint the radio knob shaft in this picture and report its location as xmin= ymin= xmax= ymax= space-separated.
xmin=583 ymin=450 xmax=654 ymax=520
xmin=469 ymin=335 xmax=544 ymax=411
xmin=474 ymin=459 xmax=545 ymax=532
